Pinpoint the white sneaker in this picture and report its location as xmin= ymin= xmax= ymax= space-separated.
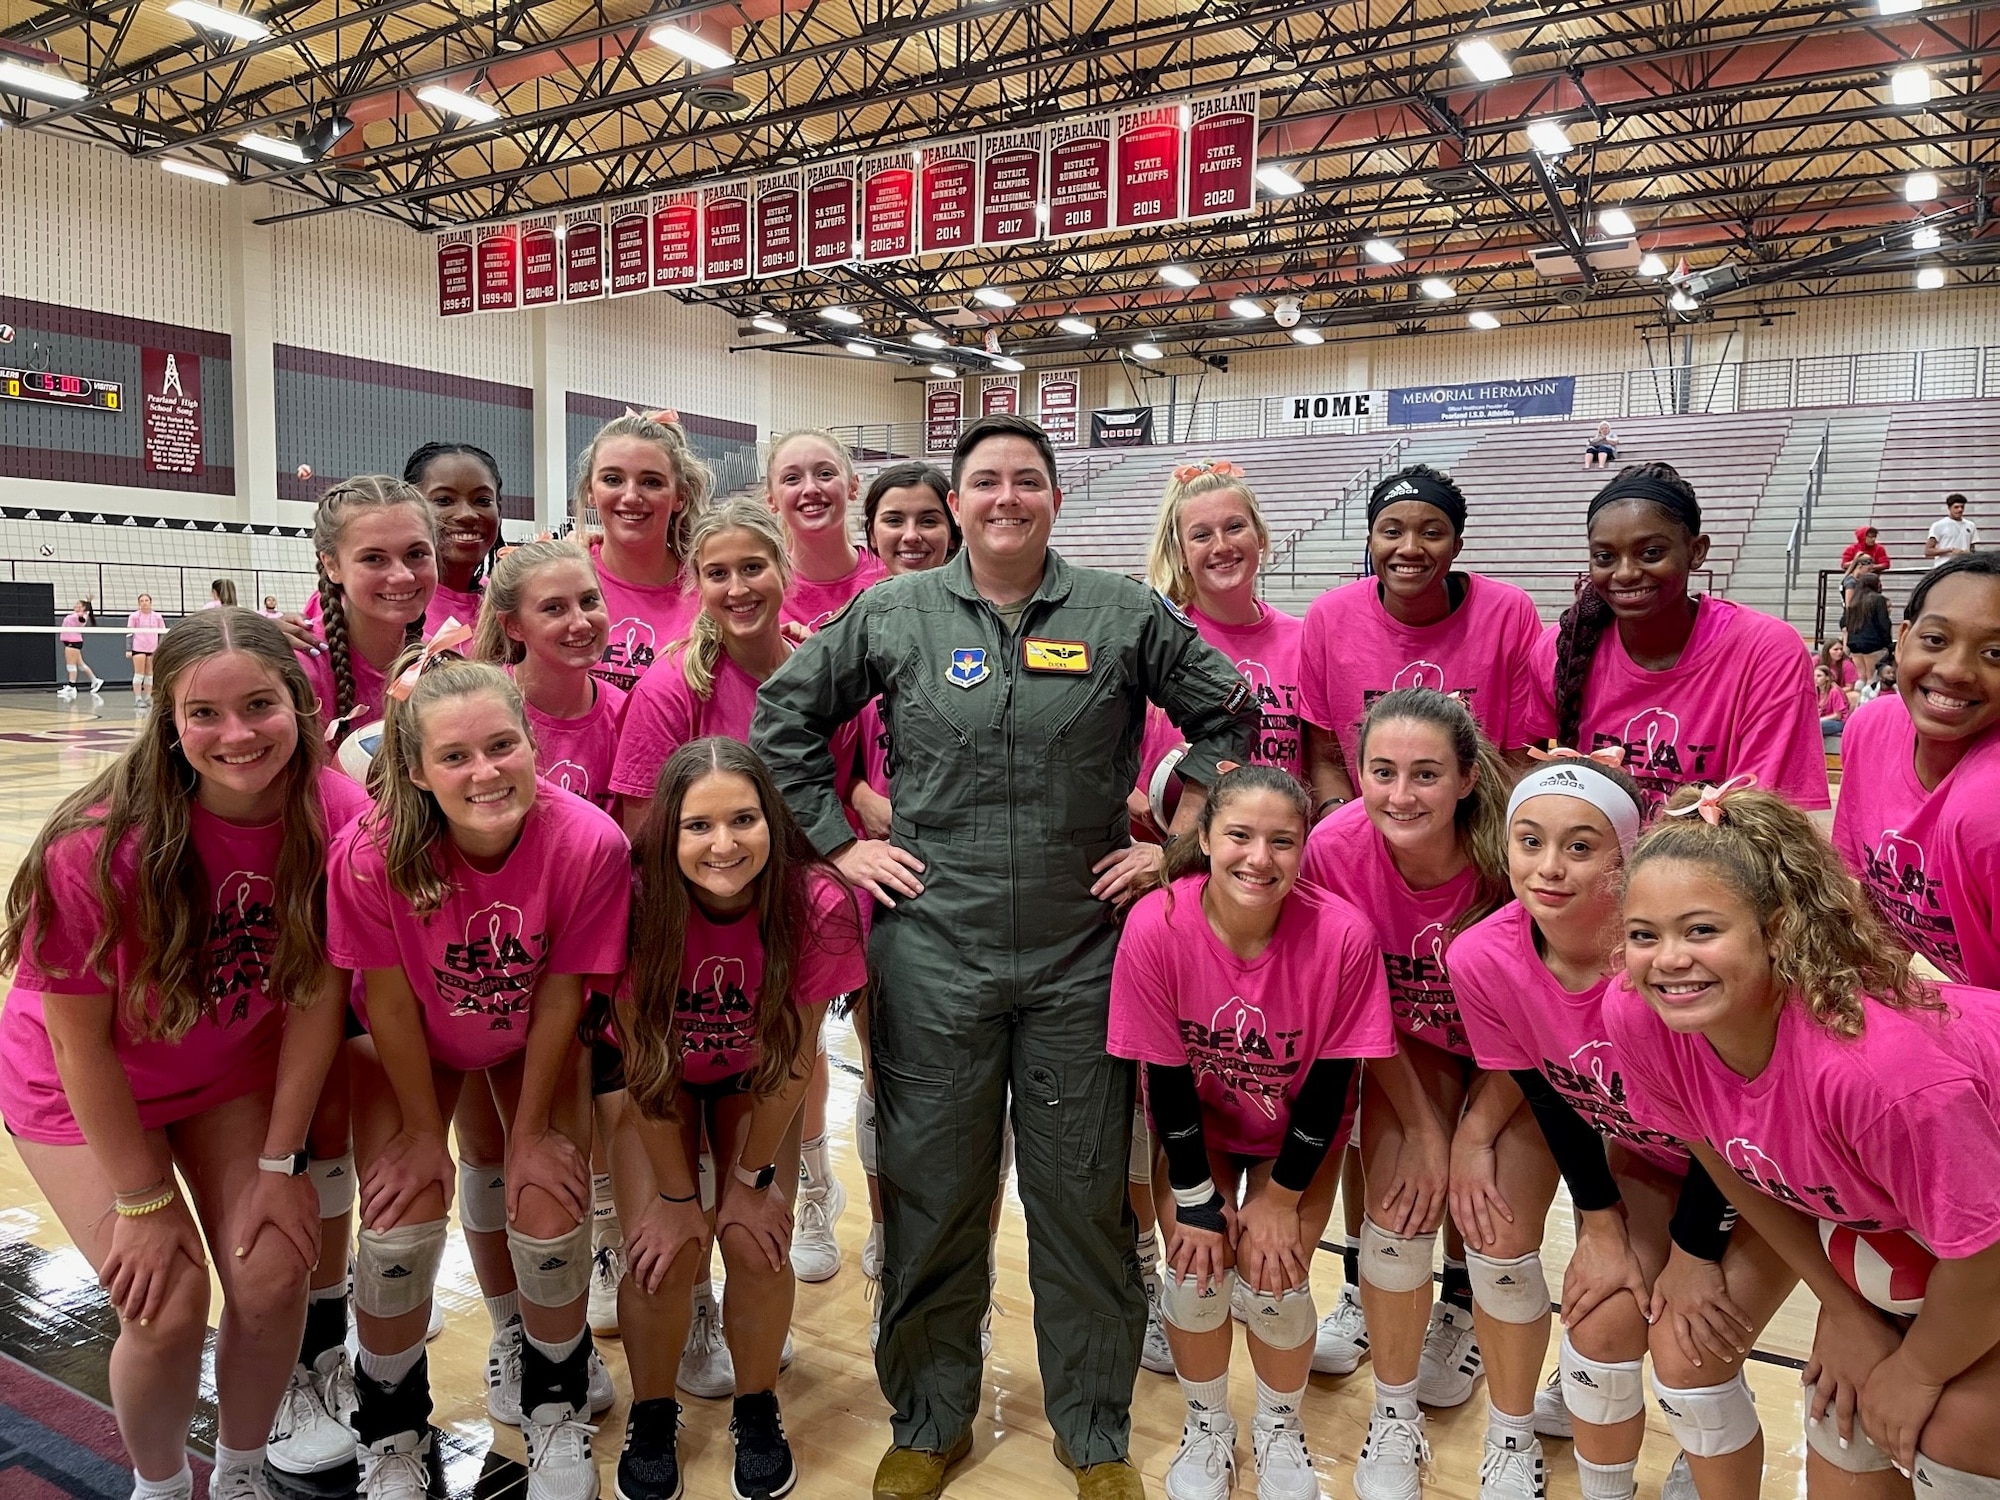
xmin=1660 ymin=1454 xmax=1697 ymax=1500
xmin=88 ymin=680 xmax=102 ymax=697
xmin=1416 ymin=1302 xmax=1482 ymax=1407
xmin=359 ymin=1430 xmax=432 ymax=1500
xmin=1140 ymin=1296 xmax=1178 ymax=1374
xmin=1165 ymin=1409 xmax=1237 ymax=1500
xmin=211 ymin=1465 xmax=279 ymax=1500
xmin=589 ymin=1240 xmax=623 ymax=1336
xmin=56 ymin=685 xmax=75 ymax=700
xmin=268 ymin=1359 xmax=357 ymax=1475
xmin=1252 ymin=1410 xmax=1322 ymax=1500
xmin=678 ymin=1290 xmax=735 ymax=1399
xmin=1531 ymin=1369 xmax=1571 ymax=1440
xmin=587 ymin=1347 xmax=615 ymax=1416
xmin=317 ymin=1344 xmax=359 ymax=1432
xmin=789 ymin=1175 xmax=848 ymax=1282
xmin=1311 ymin=1285 xmax=1370 ymax=1376
xmin=1352 ymin=1410 xmax=1429 ymax=1500
xmin=487 ymin=1319 xmax=525 ymax=1426
xmin=426 ymin=1298 xmax=445 ymax=1342
xmin=525 ymin=1404 xmax=601 ymax=1500
xmin=861 ymin=1219 xmax=885 ymax=1280
xmin=1478 ymin=1435 xmax=1544 ymax=1500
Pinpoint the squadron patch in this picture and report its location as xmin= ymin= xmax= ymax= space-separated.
xmin=947 ymin=648 xmax=990 ymax=688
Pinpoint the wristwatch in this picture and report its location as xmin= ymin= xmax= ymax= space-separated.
xmin=732 ymin=1160 xmax=778 ymax=1191
xmin=258 ymin=1149 xmax=309 ymax=1176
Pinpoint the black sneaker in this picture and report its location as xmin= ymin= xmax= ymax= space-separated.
xmin=728 ymin=1391 xmax=796 ymax=1500
xmin=616 ymin=1397 xmax=684 ymax=1500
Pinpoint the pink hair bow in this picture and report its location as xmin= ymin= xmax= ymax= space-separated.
xmin=1526 ymin=744 xmax=1627 ymax=768
xmin=387 ymin=616 xmax=474 ymax=702
xmin=1665 ymin=774 xmax=1757 ymax=826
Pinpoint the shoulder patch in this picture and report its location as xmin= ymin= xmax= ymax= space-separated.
xmin=1157 ymin=590 xmax=1194 ymax=628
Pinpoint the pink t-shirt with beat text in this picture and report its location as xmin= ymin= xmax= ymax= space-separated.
xmin=1300 ymin=573 xmax=1545 ymax=771
xmin=1453 ymin=902 xmax=1687 ymax=1173
xmin=1603 ymin=977 xmax=2000 ymax=1257
xmin=0 ymin=769 xmax=370 ymax=1145
xmin=590 ymin=542 xmax=700 ymax=695
xmin=1524 ymin=595 xmax=1829 ymax=815
xmin=1301 ymin=799 xmax=1481 ymax=1056
xmin=1108 ymin=876 xmax=1397 ymax=1157
xmin=523 ymin=677 xmax=628 ymax=812
xmin=1833 ymin=692 xmax=2000 ymax=987
xmin=783 ymin=550 xmax=888 ymax=632
xmin=328 ymin=785 xmax=631 ymax=1072
xmin=666 ymin=873 xmax=868 ymax=1086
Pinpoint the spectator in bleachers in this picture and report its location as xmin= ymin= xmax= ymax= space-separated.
xmin=1817 ymin=664 xmax=1849 ymax=753
xmin=1841 ymin=524 xmax=1891 ymax=590
xmin=1926 ymin=493 xmax=1979 ymax=564
xmin=1842 ymin=565 xmax=1894 ymax=679
xmin=1816 ymin=636 xmax=1859 ymax=690
xmin=1582 ymin=421 xmax=1619 ymax=469
xmin=1858 ymin=655 xmax=1896 ymax=703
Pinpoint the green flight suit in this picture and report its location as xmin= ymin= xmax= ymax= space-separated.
xmin=751 ymin=548 xmax=1257 ymax=1463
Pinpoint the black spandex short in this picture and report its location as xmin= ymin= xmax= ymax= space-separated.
xmin=590 ymin=1037 xmax=625 ymax=1097
xmin=683 ymin=1070 xmax=752 ymax=1104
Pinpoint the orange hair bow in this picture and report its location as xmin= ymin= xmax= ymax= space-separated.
xmin=1174 ymin=459 xmax=1245 ymax=484
xmin=1526 ymin=745 xmax=1627 ymax=768
xmin=623 ymin=406 xmax=681 ymax=426
xmin=387 ymin=617 xmax=474 ymax=702
xmin=1665 ymin=774 xmax=1757 ymax=826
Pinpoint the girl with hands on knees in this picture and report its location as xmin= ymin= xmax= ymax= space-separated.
xmin=0 ymin=609 xmax=363 ymax=1500
xmin=603 ymin=738 xmax=867 ymax=1500
xmin=1452 ymin=752 xmax=1795 ymax=1500
xmin=327 ymin=645 xmax=631 ymax=1500
xmin=1109 ymin=764 xmax=1398 ymax=1500
xmin=1604 ymin=782 xmax=2000 ymax=1496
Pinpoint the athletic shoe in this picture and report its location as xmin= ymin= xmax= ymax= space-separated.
xmin=789 ymin=1175 xmax=847 ymax=1283
xmin=861 ymin=1219 xmax=884 ymax=1281
xmin=56 ymin=685 xmax=75 ymax=700
xmin=426 ymin=1298 xmax=445 ymax=1342
xmin=587 ymin=1347 xmax=615 ymax=1415
xmin=358 ymin=1430 xmax=432 ymax=1500
xmin=268 ymin=1359 xmax=358 ymax=1475
xmin=211 ymin=1465 xmax=279 ymax=1500
xmin=728 ymin=1390 xmax=797 ymax=1500
xmin=317 ymin=1344 xmax=359 ymax=1431
xmin=1251 ymin=1410 xmax=1320 ymax=1500
xmin=1311 ymin=1285 xmax=1369 ymax=1376
xmin=678 ymin=1290 xmax=734 ymax=1399
xmin=1352 ymin=1411 xmax=1429 ymax=1500
xmin=1531 ymin=1369 xmax=1571 ymax=1440
xmin=590 ymin=1241 xmax=624 ymax=1337
xmin=1415 ymin=1302 xmax=1482 ymax=1407
xmin=1140 ymin=1296 xmax=1178 ymax=1374
xmin=1477 ymin=1434 xmax=1544 ymax=1500
xmin=1164 ymin=1409 xmax=1236 ymax=1500
xmin=524 ymin=1403 xmax=600 ymax=1500
xmin=1661 ymin=1454 xmax=1697 ymax=1500
xmin=88 ymin=681 xmax=102 ymax=697
xmin=616 ymin=1397 xmax=684 ymax=1500
xmin=487 ymin=1318 xmax=526 ymax=1427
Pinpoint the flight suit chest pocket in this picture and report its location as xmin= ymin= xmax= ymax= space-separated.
xmin=1037 ymin=647 xmax=1134 ymax=836
xmin=882 ymin=643 xmax=982 ymax=824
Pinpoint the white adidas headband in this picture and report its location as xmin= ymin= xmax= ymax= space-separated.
xmin=1505 ymin=762 xmax=1642 ymax=857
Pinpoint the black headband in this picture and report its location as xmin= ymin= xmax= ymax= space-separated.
xmin=1367 ymin=471 xmax=1466 ymax=532
xmin=1587 ymin=473 xmax=1702 ymax=535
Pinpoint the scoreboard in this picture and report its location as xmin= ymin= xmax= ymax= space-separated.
xmin=1 ymin=368 xmax=122 ymax=411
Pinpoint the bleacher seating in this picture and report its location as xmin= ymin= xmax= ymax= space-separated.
xmin=1861 ymin=400 xmax=2000 ymax=570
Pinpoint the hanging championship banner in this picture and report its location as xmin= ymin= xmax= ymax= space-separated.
xmin=979 ymin=374 xmax=1020 ymax=416
xmin=475 ymin=222 xmax=521 ymax=313
xmin=1186 ymin=91 xmax=1259 ymax=221
xmin=651 ymin=191 xmax=700 ymax=289
xmin=925 ymin=379 xmax=964 ymax=454
xmin=1037 ymin=367 xmax=1081 ymax=447
xmin=517 ymin=214 xmax=561 ymax=308
xmin=1114 ymin=105 xmax=1185 ymax=228
xmin=754 ymin=170 xmax=802 ymax=278
xmin=437 ymin=228 xmax=475 ymax=316
xmin=919 ymin=139 xmax=979 ymax=254
xmin=979 ymin=129 xmax=1043 ymax=247
xmin=701 ymin=182 xmax=751 ymax=284
xmin=1047 ymin=116 xmax=1113 ymax=238
xmin=804 ymin=160 xmax=857 ymax=269
xmin=562 ymin=207 xmax=606 ymax=301
xmin=608 ymin=199 xmax=651 ymax=296
xmin=861 ymin=151 xmax=917 ymax=262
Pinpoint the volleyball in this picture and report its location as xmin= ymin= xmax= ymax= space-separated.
xmin=1819 ymin=1219 xmax=1935 ymax=1317
xmin=296 ymin=464 xmax=314 ymax=481
xmin=37 ymin=544 xmax=52 ymax=557
xmin=334 ymin=720 xmax=384 ymax=784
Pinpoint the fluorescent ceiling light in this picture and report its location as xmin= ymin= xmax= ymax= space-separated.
xmin=1229 ymin=298 xmax=1265 ymax=319
xmin=1457 ymin=39 xmax=1512 ymax=82
xmin=649 ymin=24 xmax=735 ymax=70
xmin=1637 ymin=252 xmax=1668 ymax=277
xmin=1035 ymin=202 xmax=1050 ymax=223
xmin=751 ymin=315 xmax=787 ymax=334
xmin=820 ymin=306 xmax=865 ymax=325
xmin=1598 ymin=207 xmax=1636 ymax=236
xmin=1670 ymin=289 xmax=1699 ymax=311
xmin=910 ymin=331 xmax=948 ymax=349
xmin=1891 ymin=66 xmax=1932 ymax=106
xmin=1132 ymin=342 xmax=1164 ymax=359
xmin=1906 ymin=171 xmax=1940 ymax=202
xmin=972 ymin=286 xmax=1016 ymax=308
xmin=1288 ymin=326 xmax=1325 ymax=345
xmin=845 ymin=340 xmax=877 ymax=356
xmin=1363 ymin=238 xmax=1403 ymax=264
xmin=929 ymin=364 xmax=957 ymax=378
xmin=0 ymin=62 xmax=90 ymax=101
xmin=991 ymin=356 xmax=1025 ymax=372
xmin=1526 ymin=119 xmax=1571 ymax=156
xmin=239 ymin=131 xmax=310 ymax=163
xmin=161 ymin=158 xmax=231 ymax=185
xmin=1879 ymin=0 xmax=1921 ymax=12
xmin=1158 ymin=265 xmax=1200 ymax=288
xmin=1255 ymin=164 xmax=1304 ymax=196
xmin=1420 ymin=277 xmax=1456 ymax=300
xmin=167 ymin=0 xmax=269 ymax=40
xmin=1911 ymin=225 xmax=1943 ymax=250
xmin=1057 ymin=317 xmax=1095 ymax=337
xmin=416 ymin=85 xmax=502 ymax=123
xmin=1468 ymin=309 xmax=1501 ymax=329
xmin=1916 ymin=266 xmax=1946 ymax=289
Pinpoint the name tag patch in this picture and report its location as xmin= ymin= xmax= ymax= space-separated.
xmin=1023 ymin=638 xmax=1092 ymax=673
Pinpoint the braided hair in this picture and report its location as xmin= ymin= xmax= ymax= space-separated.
xmin=311 ymin=475 xmax=435 ymax=737
xmin=1552 ymin=463 xmax=1704 ymax=749
xmin=404 ymin=441 xmax=505 ymax=592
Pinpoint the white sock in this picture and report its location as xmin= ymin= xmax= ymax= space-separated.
xmin=1254 ymin=1373 xmax=1307 ymax=1421
xmin=1177 ymin=1369 xmax=1230 ymax=1417
xmin=592 ymin=1172 xmax=617 ymax=1224
xmin=484 ymin=1291 xmax=520 ymax=1333
xmin=130 ymin=1465 xmax=192 ymax=1500
xmin=1576 ymin=1454 xmax=1638 ymax=1500
xmin=1373 ymin=1375 xmax=1420 ymax=1422
xmin=525 ymin=1326 xmax=585 ymax=1363
xmin=1486 ymin=1405 xmax=1535 ymax=1448
xmin=213 ymin=1442 xmax=265 ymax=1474
xmin=693 ymin=1279 xmax=717 ymax=1308
xmin=1135 ymin=1226 xmax=1159 ymax=1267
xmin=358 ymin=1337 xmax=425 ymax=1389
xmin=801 ymin=1134 xmax=829 ymax=1190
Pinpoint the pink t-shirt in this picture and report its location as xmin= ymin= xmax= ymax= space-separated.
xmin=783 ymin=550 xmax=888 ymax=631
xmin=667 ymin=873 xmax=869 ymax=1085
xmin=609 ymin=646 xmax=763 ymax=800
xmin=0 ymin=770 xmax=370 ymax=1145
xmin=1832 ymin=692 xmax=2000 ymax=986
xmin=1108 ymin=875 xmax=1397 ymax=1157
xmin=1452 ymin=902 xmax=1687 ymax=1173
xmin=126 ymin=611 xmax=166 ymax=654
xmin=591 ymin=542 xmax=699 ymax=695
xmin=1300 ymin=573 xmax=1545 ymax=770
xmin=521 ymin=677 xmax=628 ymax=812
xmin=297 ymin=634 xmax=391 ymax=743
xmin=59 ymin=609 xmax=87 ymax=646
xmin=428 ymin=582 xmax=482 ymax=635
xmin=328 ymin=786 xmax=632 ymax=1072
xmin=1301 ymin=800 xmax=1481 ymax=1056
xmin=1819 ymin=683 xmax=1849 ymax=722
xmin=1603 ymin=978 xmax=2000 ymax=1257
xmin=1524 ymin=596 xmax=1830 ymax=815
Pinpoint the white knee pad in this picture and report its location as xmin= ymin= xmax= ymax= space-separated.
xmin=1916 ymin=1454 xmax=2000 ymax=1496
xmin=354 ymin=1218 xmax=448 ymax=1319
xmin=457 ymin=1161 xmax=507 ymax=1234
xmin=1651 ymin=1371 xmax=1760 ymax=1458
xmin=1359 ymin=1218 xmax=1436 ymax=1294
xmin=310 ymin=1153 xmax=356 ymax=1218
xmin=1466 ymin=1249 xmax=1550 ymax=1324
xmin=1800 ymin=1381 xmax=1896 ymax=1473
xmin=1557 ymin=1330 xmax=1645 ymax=1427
xmin=507 ymin=1219 xmax=592 ymax=1309
xmin=857 ymin=1089 xmax=878 ymax=1177
xmin=1241 ymin=1284 xmax=1317 ymax=1351
xmin=1160 ymin=1267 xmax=1236 ymax=1334
xmin=698 ymin=1152 xmax=716 ymax=1213
xmin=1128 ymin=1104 xmax=1153 ymax=1186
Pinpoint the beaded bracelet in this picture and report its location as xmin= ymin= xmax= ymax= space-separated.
xmin=114 ymin=1187 xmax=177 ymax=1218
